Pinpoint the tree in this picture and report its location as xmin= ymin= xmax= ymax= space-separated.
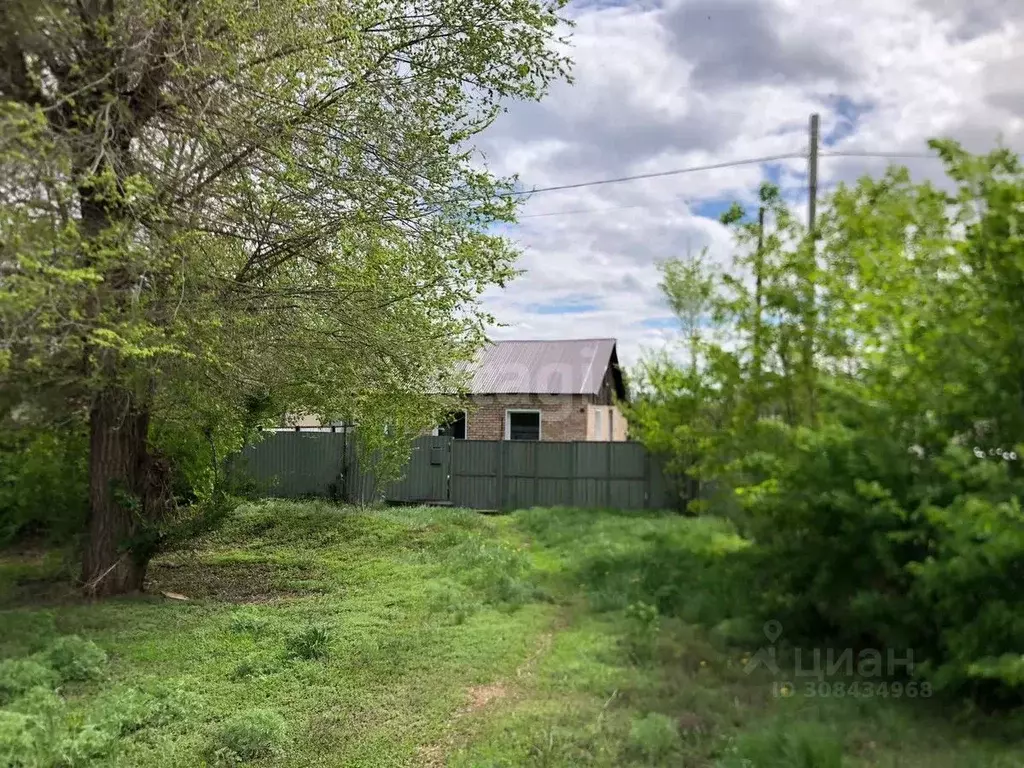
xmin=0 ymin=0 xmax=570 ymax=595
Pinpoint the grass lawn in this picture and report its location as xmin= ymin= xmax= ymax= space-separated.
xmin=1 ymin=501 xmax=1023 ymax=766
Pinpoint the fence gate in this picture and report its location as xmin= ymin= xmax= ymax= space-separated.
xmin=382 ymin=436 xmax=453 ymax=504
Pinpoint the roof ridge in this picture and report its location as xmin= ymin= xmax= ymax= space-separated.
xmin=490 ymin=337 xmax=616 ymax=343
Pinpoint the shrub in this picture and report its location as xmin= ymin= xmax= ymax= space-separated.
xmin=90 ymin=687 xmax=186 ymax=736
xmin=210 ymin=709 xmax=288 ymax=763
xmin=0 ymin=688 xmax=117 ymax=767
xmin=723 ymin=721 xmax=843 ymax=768
xmin=0 ymin=427 xmax=88 ymax=546
xmin=627 ymin=713 xmax=680 ymax=761
xmin=739 ymin=421 xmax=1024 ymax=701
xmin=45 ymin=635 xmax=107 ymax=683
xmin=0 ymin=659 xmax=58 ymax=704
xmin=285 ymin=626 xmax=331 ymax=660
xmin=622 ymin=601 xmax=660 ymax=664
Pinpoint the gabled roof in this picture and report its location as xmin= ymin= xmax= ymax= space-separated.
xmin=466 ymin=338 xmax=626 ymax=400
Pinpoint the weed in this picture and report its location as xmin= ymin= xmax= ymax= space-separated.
xmin=721 ymin=721 xmax=844 ymax=768
xmin=90 ymin=687 xmax=186 ymax=736
xmin=209 ymin=708 xmax=288 ymax=764
xmin=0 ymin=659 xmax=58 ymax=704
xmin=622 ymin=601 xmax=660 ymax=664
xmin=628 ymin=712 xmax=681 ymax=761
xmin=229 ymin=657 xmax=277 ymax=681
xmin=285 ymin=625 xmax=331 ymax=660
xmin=44 ymin=635 xmax=107 ymax=683
xmin=228 ymin=611 xmax=269 ymax=638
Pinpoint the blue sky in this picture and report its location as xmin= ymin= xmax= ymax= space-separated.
xmin=476 ymin=0 xmax=1024 ymax=367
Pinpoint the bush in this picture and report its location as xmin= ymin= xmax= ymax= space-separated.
xmin=285 ymin=626 xmax=331 ymax=660
xmin=722 ymin=721 xmax=843 ymax=768
xmin=739 ymin=421 xmax=1024 ymax=700
xmin=0 ymin=659 xmax=58 ymax=704
xmin=90 ymin=686 xmax=186 ymax=736
xmin=627 ymin=713 xmax=680 ymax=761
xmin=210 ymin=709 xmax=288 ymax=763
xmin=0 ymin=427 xmax=88 ymax=545
xmin=45 ymin=635 xmax=107 ymax=683
xmin=0 ymin=687 xmax=117 ymax=767
xmin=622 ymin=601 xmax=660 ymax=664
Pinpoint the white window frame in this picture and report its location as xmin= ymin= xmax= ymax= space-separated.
xmin=505 ymin=409 xmax=542 ymax=441
xmin=594 ymin=408 xmax=603 ymax=441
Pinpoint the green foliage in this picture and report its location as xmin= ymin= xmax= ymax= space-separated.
xmin=0 ymin=683 xmax=183 ymax=768
xmin=627 ymin=713 xmax=680 ymax=761
xmin=721 ymin=722 xmax=843 ymax=768
xmin=0 ymin=660 xmax=57 ymax=705
xmin=0 ymin=0 xmax=572 ymax=590
xmin=228 ymin=611 xmax=269 ymax=638
xmin=3 ymin=501 xmax=1024 ymax=766
xmin=0 ymin=427 xmax=88 ymax=545
xmin=284 ymin=626 xmax=331 ymax=661
xmin=209 ymin=709 xmax=288 ymax=764
xmin=630 ymin=146 xmax=1024 ymax=705
xmin=45 ymin=636 xmax=107 ymax=683
xmin=622 ymin=602 xmax=660 ymax=664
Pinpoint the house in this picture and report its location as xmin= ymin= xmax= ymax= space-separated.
xmin=437 ymin=338 xmax=629 ymax=442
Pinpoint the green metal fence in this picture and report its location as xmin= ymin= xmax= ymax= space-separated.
xmin=236 ymin=432 xmax=681 ymax=510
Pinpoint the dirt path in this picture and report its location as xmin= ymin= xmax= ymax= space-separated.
xmin=415 ymin=628 xmax=557 ymax=766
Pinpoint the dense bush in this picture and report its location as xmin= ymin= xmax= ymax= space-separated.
xmin=45 ymin=636 xmax=108 ymax=683
xmin=0 ymin=660 xmax=58 ymax=705
xmin=0 ymin=427 xmax=88 ymax=545
xmin=629 ymin=148 xmax=1024 ymax=705
xmin=735 ymin=420 xmax=1024 ymax=700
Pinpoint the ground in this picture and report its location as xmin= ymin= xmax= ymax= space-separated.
xmin=1 ymin=502 xmax=1023 ymax=766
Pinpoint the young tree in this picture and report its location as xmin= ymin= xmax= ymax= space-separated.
xmin=0 ymin=0 xmax=570 ymax=595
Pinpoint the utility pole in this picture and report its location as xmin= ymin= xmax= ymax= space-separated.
xmin=804 ymin=113 xmax=820 ymax=425
xmin=808 ymin=113 xmax=820 ymax=234
xmin=752 ymin=206 xmax=765 ymax=417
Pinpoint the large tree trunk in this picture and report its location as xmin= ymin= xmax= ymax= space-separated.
xmin=81 ymin=388 xmax=156 ymax=597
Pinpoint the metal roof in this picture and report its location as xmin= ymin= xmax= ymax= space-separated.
xmin=466 ymin=338 xmax=623 ymax=397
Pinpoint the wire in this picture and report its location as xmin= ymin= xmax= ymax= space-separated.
xmin=820 ymin=150 xmax=940 ymax=160
xmin=501 ymin=152 xmax=805 ymax=197
xmin=517 ymin=201 xmax=683 ymax=219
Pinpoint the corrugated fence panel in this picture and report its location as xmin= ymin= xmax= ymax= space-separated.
xmin=238 ymin=431 xmax=346 ymax=498
xmin=384 ymin=436 xmax=450 ymax=503
xmin=238 ymin=431 xmax=689 ymax=511
xmin=450 ymin=440 xmax=500 ymax=509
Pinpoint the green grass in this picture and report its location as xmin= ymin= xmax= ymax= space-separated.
xmin=1 ymin=501 xmax=1023 ymax=766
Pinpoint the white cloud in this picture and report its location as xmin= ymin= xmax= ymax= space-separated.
xmin=476 ymin=0 xmax=1024 ymax=369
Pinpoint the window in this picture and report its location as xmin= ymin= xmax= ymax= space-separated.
xmin=506 ymin=410 xmax=541 ymax=441
xmin=437 ymin=411 xmax=467 ymax=439
xmin=594 ymin=409 xmax=603 ymax=440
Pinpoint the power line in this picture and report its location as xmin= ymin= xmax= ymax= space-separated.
xmin=820 ymin=150 xmax=940 ymax=160
xmin=501 ymin=152 xmax=804 ymax=198
xmin=518 ymin=201 xmax=685 ymax=219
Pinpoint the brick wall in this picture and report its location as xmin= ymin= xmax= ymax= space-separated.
xmin=465 ymin=393 xmax=592 ymax=441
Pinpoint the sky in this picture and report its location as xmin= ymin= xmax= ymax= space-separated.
xmin=474 ymin=0 xmax=1024 ymax=368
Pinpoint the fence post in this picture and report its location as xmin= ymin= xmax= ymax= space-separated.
xmin=495 ymin=440 xmax=506 ymax=510
xmin=341 ymin=428 xmax=348 ymax=502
